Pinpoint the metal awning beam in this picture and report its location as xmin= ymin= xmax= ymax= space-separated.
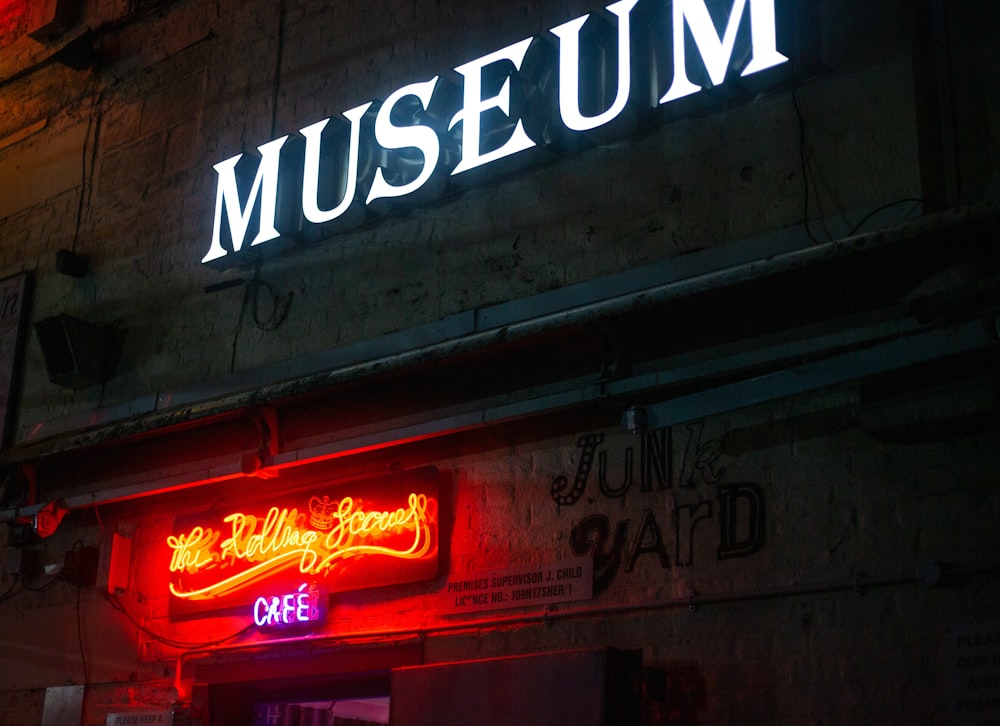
xmin=2 ymin=312 xmax=994 ymax=521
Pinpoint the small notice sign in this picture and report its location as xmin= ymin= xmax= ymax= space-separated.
xmin=441 ymin=557 xmax=592 ymax=615
xmin=105 ymin=711 xmax=173 ymax=726
xmin=945 ymin=621 xmax=1000 ymax=724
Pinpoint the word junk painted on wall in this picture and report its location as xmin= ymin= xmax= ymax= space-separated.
xmin=552 ymin=424 xmax=766 ymax=596
xmin=203 ymin=0 xmax=789 ymax=266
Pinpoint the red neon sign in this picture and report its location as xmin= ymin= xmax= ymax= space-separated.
xmin=166 ymin=468 xmax=440 ymax=618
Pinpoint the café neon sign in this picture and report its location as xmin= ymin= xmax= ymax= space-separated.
xmin=167 ymin=491 xmax=436 ymax=603
xmin=203 ymin=0 xmax=789 ymax=266
xmin=253 ymin=582 xmax=323 ymax=628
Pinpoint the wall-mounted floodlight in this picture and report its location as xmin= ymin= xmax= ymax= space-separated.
xmin=28 ymin=0 xmax=82 ymax=43
xmin=55 ymin=249 xmax=89 ymax=278
xmin=35 ymin=314 xmax=121 ymax=390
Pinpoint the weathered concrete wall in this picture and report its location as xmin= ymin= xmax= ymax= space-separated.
xmin=1 ymin=0 xmax=999 ymax=723
xmin=3 ymin=391 xmax=997 ymax=723
xmin=0 ymin=0 xmax=930 ymax=438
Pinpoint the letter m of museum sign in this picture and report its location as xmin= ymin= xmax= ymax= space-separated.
xmin=203 ymin=0 xmax=790 ymax=267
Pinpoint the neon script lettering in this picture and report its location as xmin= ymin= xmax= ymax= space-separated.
xmin=204 ymin=0 xmax=788 ymax=266
xmin=166 ymin=526 xmax=220 ymax=572
xmin=167 ymin=492 xmax=435 ymax=600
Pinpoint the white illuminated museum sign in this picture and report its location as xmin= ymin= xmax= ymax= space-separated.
xmin=203 ymin=0 xmax=789 ymax=266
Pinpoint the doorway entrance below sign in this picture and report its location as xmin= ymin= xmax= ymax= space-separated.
xmin=251 ymin=696 xmax=390 ymax=726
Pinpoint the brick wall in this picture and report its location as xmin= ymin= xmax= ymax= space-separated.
xmin=0 ymin=0 xmax=928 ymax=435
xmin=1 ymin=0 xmax=999 ymax=723
xmin=1 ymin=393 xmax=992 ymax=722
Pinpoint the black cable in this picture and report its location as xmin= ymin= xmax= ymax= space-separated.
xmin=0 ymin=572 xmax=63 ymax=604
xmin=76 ymin=584 xmax=88 ymax=685
xmin=21 ymin=575 xmax=63 ymax=593
xmin=792 ymin=87 xmax=823 ymax=244
xmin=270 ymin=0 xmax=287 ymax=139
xmin=100 ymin=590 xmax=254 ymax=649
xmin=76 ymin=583 xmax=89 ymax=726
xmin=793 ymin=88 xmax=924 ymax=242
xmin=0 ymin=578 xmax=18 ymax=605
xmin=94 ymin=504 xmax=106 ymax=535
xmin=71 ymin=86 xmax=102 ymax=254
xmin=229 ymin=283 xmax=250 ymax=374
xmin=847 ymin=197 xmax=925 ymax=236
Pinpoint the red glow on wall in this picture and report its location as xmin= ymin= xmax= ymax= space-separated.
xmin=166 ymin=468 xmax=441 ymax=618
xmin=0 ymin=0 xmax=29 ymax=28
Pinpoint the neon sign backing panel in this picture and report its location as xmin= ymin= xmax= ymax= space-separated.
xmin=166 ymin=467 xmax=440 ymax=618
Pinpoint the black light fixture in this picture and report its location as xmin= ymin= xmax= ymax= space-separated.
xmin=28 ymin=0 xmax=83 ymax=43
xmin=55 ymin=249 xmax=89 ymax=278
xmin=49 ymin=31 xmax=98 ymax=71
xmin=35 ymin=314 xmax=122 ymax=390
xmin=0 ymin=467 xmax=31 ymax=510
